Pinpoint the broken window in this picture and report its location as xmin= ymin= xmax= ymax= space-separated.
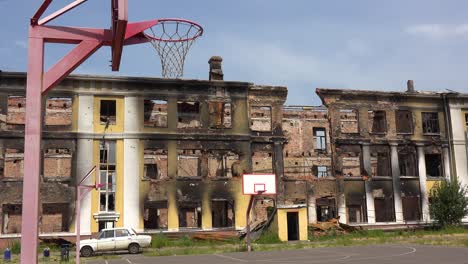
xmin=316 ymin=166 xmax=328 ymax=178
xmin=209 ymin=102 xmax=232 ymax=128
xmin=398 ymin=148 xmax=418 ymax=177
xmin=401 ymin=179 xmax=421 ymax=221
xmin=41 ymin=203 xmax=68 ymax=233
xmin=6 ymin=96 xmax=25 ymax=126
xmin=177 ymin=149 xmax=202 ymax=177
xmin=345 ymin=181 xmax=367 ymax=223
xmin=45 ymin=97 xmax=72 ymax=126
xmin=4 ymin=148 xmax=24 ymax=178
xmin=177 ymin=101 xmax=201 ymax=128
xmin=316 ymin=197 xmax=336 ymax=222
xmin=99 ymin=141 xmax=116 ymax=212
xmin=212 ymin=200 xmax=234 ymax=228
xmin=425 ymin=154 xmax=442 ymax=177
xmin=144 ymin=201 xmax=168 ymax=230
xmin=208 ymin=151 xmax=239 ymax=178
xmin=250 ymin=106 xmax=272 ymax=131
xmin=252 ymin=151 xmax=273 ymax=173
xmin=371 ymin=181 xmax=395 ymax=222
xmin=100 ymin=100 xmax=116 ymax=125
xmin=144 ymin=149 xmax=168 ymax=180
xmin=178 ymin=202 xmax=202 ymax=228
xmin=43 ymin=148 xmax=72 ymax=178
xmin=422 ymin=112 xmax=440 ymax=134
xmin=313 ymin=127 xmax=327 ymax=151
xmin=144 ymin=100 xmax=168 ymax=127
xmin=396 ymin=110 xmax=413 ymax=134
xmin=2 ymin=204 xmax=22 ymax=234
xmin=368 ymin=110 xmax=387 ymax=133
xmin=370 ymin=147 xmax=391 ymax=177
xmin=340 ymin=109 xmax=359 ymax=134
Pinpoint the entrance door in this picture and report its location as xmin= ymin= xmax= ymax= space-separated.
xmin=287 ymin=212 xmax=299 ymax=241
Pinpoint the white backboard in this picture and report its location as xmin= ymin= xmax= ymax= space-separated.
xmin=242 ymin=174 xmax=276 ymax=195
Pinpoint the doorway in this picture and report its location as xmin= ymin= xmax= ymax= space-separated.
xmin=287 ymin=212 xmax=299 ymax=241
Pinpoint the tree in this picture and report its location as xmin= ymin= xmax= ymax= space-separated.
xmin=429 ymin=180 xmax=468 ymax=227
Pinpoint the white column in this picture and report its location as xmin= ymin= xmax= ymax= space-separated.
xmin=123 ymin=96 xmax=141 ymax=231
xmin=362 ymin=143 xmax=375 ymax=224
xmin=307 ymin=194 xmax=317 ymax=224
xmin=390 ymin=143 xmax=404 ymax=223
xmin=442 ymin=145 xmax=451 ymax=181
xmin=76 ymin=95 xmax=94 ymax=235
xmin=417 ymin=145 xmax=430 ymax=222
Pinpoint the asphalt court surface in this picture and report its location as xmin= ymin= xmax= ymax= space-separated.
xmin=85 ymin=245 xmax=468 ymax=264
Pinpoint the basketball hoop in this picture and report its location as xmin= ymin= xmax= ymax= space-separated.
xmin=144 ymin=18 xmax=203 ymax=78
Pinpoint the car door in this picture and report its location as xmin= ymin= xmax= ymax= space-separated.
xmin=97 ymin=230 xmax=116 ymax=251
xmin=114 ymin=229 xmax=131 ymax=250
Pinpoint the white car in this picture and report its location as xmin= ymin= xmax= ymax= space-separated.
xmin=80 ymin=227 xmax=152 ymax=257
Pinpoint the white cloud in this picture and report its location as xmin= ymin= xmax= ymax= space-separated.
xmin=405 ymin=24 xmax=468 ymax=38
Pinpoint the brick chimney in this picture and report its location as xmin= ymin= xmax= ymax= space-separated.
xmin=407 ymin=80 xmax=415 ymax=93
xmin=209 ymin=56 xmax=223 ymax=81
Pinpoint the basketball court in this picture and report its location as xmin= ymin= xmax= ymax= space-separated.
xmin=84 ymin=245 xmax=468 ymax=264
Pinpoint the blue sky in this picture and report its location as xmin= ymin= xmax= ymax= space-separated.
xmin=1 ymin=0 xmax=468 ymax=105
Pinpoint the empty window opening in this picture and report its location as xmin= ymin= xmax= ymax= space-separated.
xmin=250 ymin=106 xmax=272 ymax=131
xmin=342 ymin=155 xmax=361 ymax=177
xmin=370 ymin=149 xmax=391 ymax=177
xmin=99 ymin=141 xmax=116 ymax=212
xmin=340 ymin=109 xmax=359 ymax=134
xmin=313 ymin=127 xmax=327 ymax=151
xmin=177 ymin=149 xmax=202 ymax=177
xmin=4 ymin=148 xmax=24 ymax=178
xmin=396 ymin=110 xmax=413 ymax=134
xmin=208 ymin=151 xmax=239 ymax=178
xmin=368 ymin=110 xmax=387 ymax=133
xmin=45 ymin=97 xmax=72 ymax=126
xmin=209 ymin=102 xmax=232 ymax=128
xmin=316 ymin=198 xmax=336 ymax=222
xmin=144 ymin=149 xmax=168 ymax=180
xmin=178 ymin=202 xmax=202 ymax=228
xmin=315 ymin=166 xmax=328 ymax=178
xmin=401 ymin=179 xmax=422 ymax=221
xmin=2 ymin=204 xmax=22 ymax=234
xmin=100 ymin=100 xmax=116 ymax=125
xmin=252 ymin=151 xmax=273 ymax=173
xmin=465 ymin=113 xmax=468 ymax=128
xmin=398 ymin=149 xmax=418 ymax=176
xmin=372 ymin=181 xmax=395 ymax=222
xmin=212 ymin=200 xmax=234 ymax=228
xmin=144 ymin=201 xmax=168 ymax=230
xmin=345 ymin=181 xmax=367 ymax=223
xmin=44 ymin=148 xmax=72 ymax=178
xmin=422 ymin=112 xmax=440 ymax=134
xmin=144 ymin=100 xmax=168 ymax=127
xmin=41 ymin=203 xmax=69 ymax=233
xmin=6 ymin=96 xmax=25 ymax=126
xmin=177 ymin=101 xmax=200 ymax=128
xmin=425 ymin=154 xmax=442 ymax=177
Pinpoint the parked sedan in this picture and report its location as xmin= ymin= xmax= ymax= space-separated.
xmin=80 ymin=227 xmax=152 ymax=257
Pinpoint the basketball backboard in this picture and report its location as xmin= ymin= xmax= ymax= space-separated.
xmin=111 ymin=0 xmax=128 ymax=71
xmin=242 ymin=174 xmax=276 ymax=195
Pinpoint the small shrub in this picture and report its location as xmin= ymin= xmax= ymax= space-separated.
xmin=255 ymin=230 xmax=282 ymax=244
xmin=9 ymin=240 xmax=21 ymax=254
xmin=429 ymin=180 xmax=468 ymax=227
xmin=151 ymin=233 xmax=170 ymax=248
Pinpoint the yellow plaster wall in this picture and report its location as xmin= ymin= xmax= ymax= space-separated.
xmin=93 ymin=96 xmax=124 ymax=133
xmin=233 ymin=179 xmax=250 ymax=229
xmin=427 ymin=180 xmax=443 ymax=194
xmin=277 ymin=208 xmax=308 ymax=241
xmin=411 ymin=110 xmax=446 ymax=140
xmin=167 ymin=182 xmax=179 ymax=231
xmin=91 ymin=140 xmax=100 ymax=232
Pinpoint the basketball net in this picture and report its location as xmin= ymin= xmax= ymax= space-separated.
xmin=145 ymin=19 xmax=203 ymax=78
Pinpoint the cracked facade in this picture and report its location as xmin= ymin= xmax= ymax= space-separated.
xmin=1 ymin=62 xmax=468 ymax=243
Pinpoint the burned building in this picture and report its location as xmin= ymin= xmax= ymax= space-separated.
xmin=0 ymin=58 xmax=288 ymax=240
xmin=317 ymin=81 xmax=452 ymax=225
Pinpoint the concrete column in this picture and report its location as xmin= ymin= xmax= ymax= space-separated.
xmin=273 ymin=141 xmax=285 ymax=202
xmin=123 ymin=96 xmax=141 ymax=231
xmin=76 ymin=95 xmax=94 ymax=235
xmin=201 ymin=190 xmax=212 ymax=230
xmin=442 ymin=145 xmax=451 ymax=181
xmin=390 ymin=143 xmax=404 ymax=223
xmin=417 ymin=145 xmax=430 ymax=222
xmin=307 ymin=194 xmax=317 ymax=224
xmin=362 ymin=143 xmax=375 ymax=224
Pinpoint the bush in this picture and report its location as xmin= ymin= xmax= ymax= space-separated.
xmin=429 ymin=180 xmax=468 ymax=227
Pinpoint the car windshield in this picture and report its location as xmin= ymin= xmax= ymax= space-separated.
xmin=98 ymin=230 xmax=114 ymax=239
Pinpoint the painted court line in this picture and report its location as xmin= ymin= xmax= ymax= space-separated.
xmin=215 ymin=253 xmax=249 ymax=262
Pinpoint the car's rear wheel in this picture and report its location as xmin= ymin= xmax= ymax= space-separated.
xmin=80 ymin=246 xmax=93 ymax=257
xmin=128 ymin=243 xmax=140 ymax=254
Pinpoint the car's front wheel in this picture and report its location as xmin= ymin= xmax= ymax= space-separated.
xmin=80 ymin=246 xmax=93 ymax=257
xmin=128 ymin=243 xmax=140 ymax=254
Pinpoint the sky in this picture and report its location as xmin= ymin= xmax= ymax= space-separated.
xmin=1 ymin=0 xmax=468 ymax=105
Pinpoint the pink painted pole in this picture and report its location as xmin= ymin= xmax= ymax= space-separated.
xmin=20 ymin=30 xmax=44 ymax=264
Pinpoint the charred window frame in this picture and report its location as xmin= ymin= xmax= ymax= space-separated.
xmin=313 ymin=127 xmax=327 ymax=151
xmin=99 ymin=141 xmax=116 ymax=212
xmin=41 ymin=203 xmax=69 ymax=233
xmin=45 ymin=97 xmax=73 ymax=126
xmin=144 ymin=99 xmax=168 ymax=128
xmin=2 ymin=204 xmax=22 ymax=234
xmin=144 ymin=201 xmax=168 ymax=230
xmin=177 ymin=149 xmax=202 ymax=177
xmin=211 ymin=200 xmax=235 ymax=228
xmin=100 ymin=100 xmax=116 ymax=125
xmin=316 ymin=198 xmax=336 ymax=222
xmin=425 ymin=154 xmax=443 ymax=177
xmin=250 ymin=106 xmax=272 ymax=132
xmin=368 ymin=110 xmax=387 ymax=134
xmin=340 ymin=109 xmax=359 ymax=134
xmin=208 ymin=151 xmax=239 ymax=178
xmin=144 ymin=149 xmax=168 ymax=180
xmin=208 ymin=101 xmax=232 ymax=129
xmin=370 ymin=147 xmax=391 ymax=177
xmin=398 ymin=150 xmax=418 ymax=177
xmin=396 ymin=110 xmax=414 ymax=134
xmin=177 ymin=101 xmax=201 ymax=128
xmin=422 ymin=112 xmax=440 ymax=134
xmin=178 ymin=202 xmax=202 ymax=228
